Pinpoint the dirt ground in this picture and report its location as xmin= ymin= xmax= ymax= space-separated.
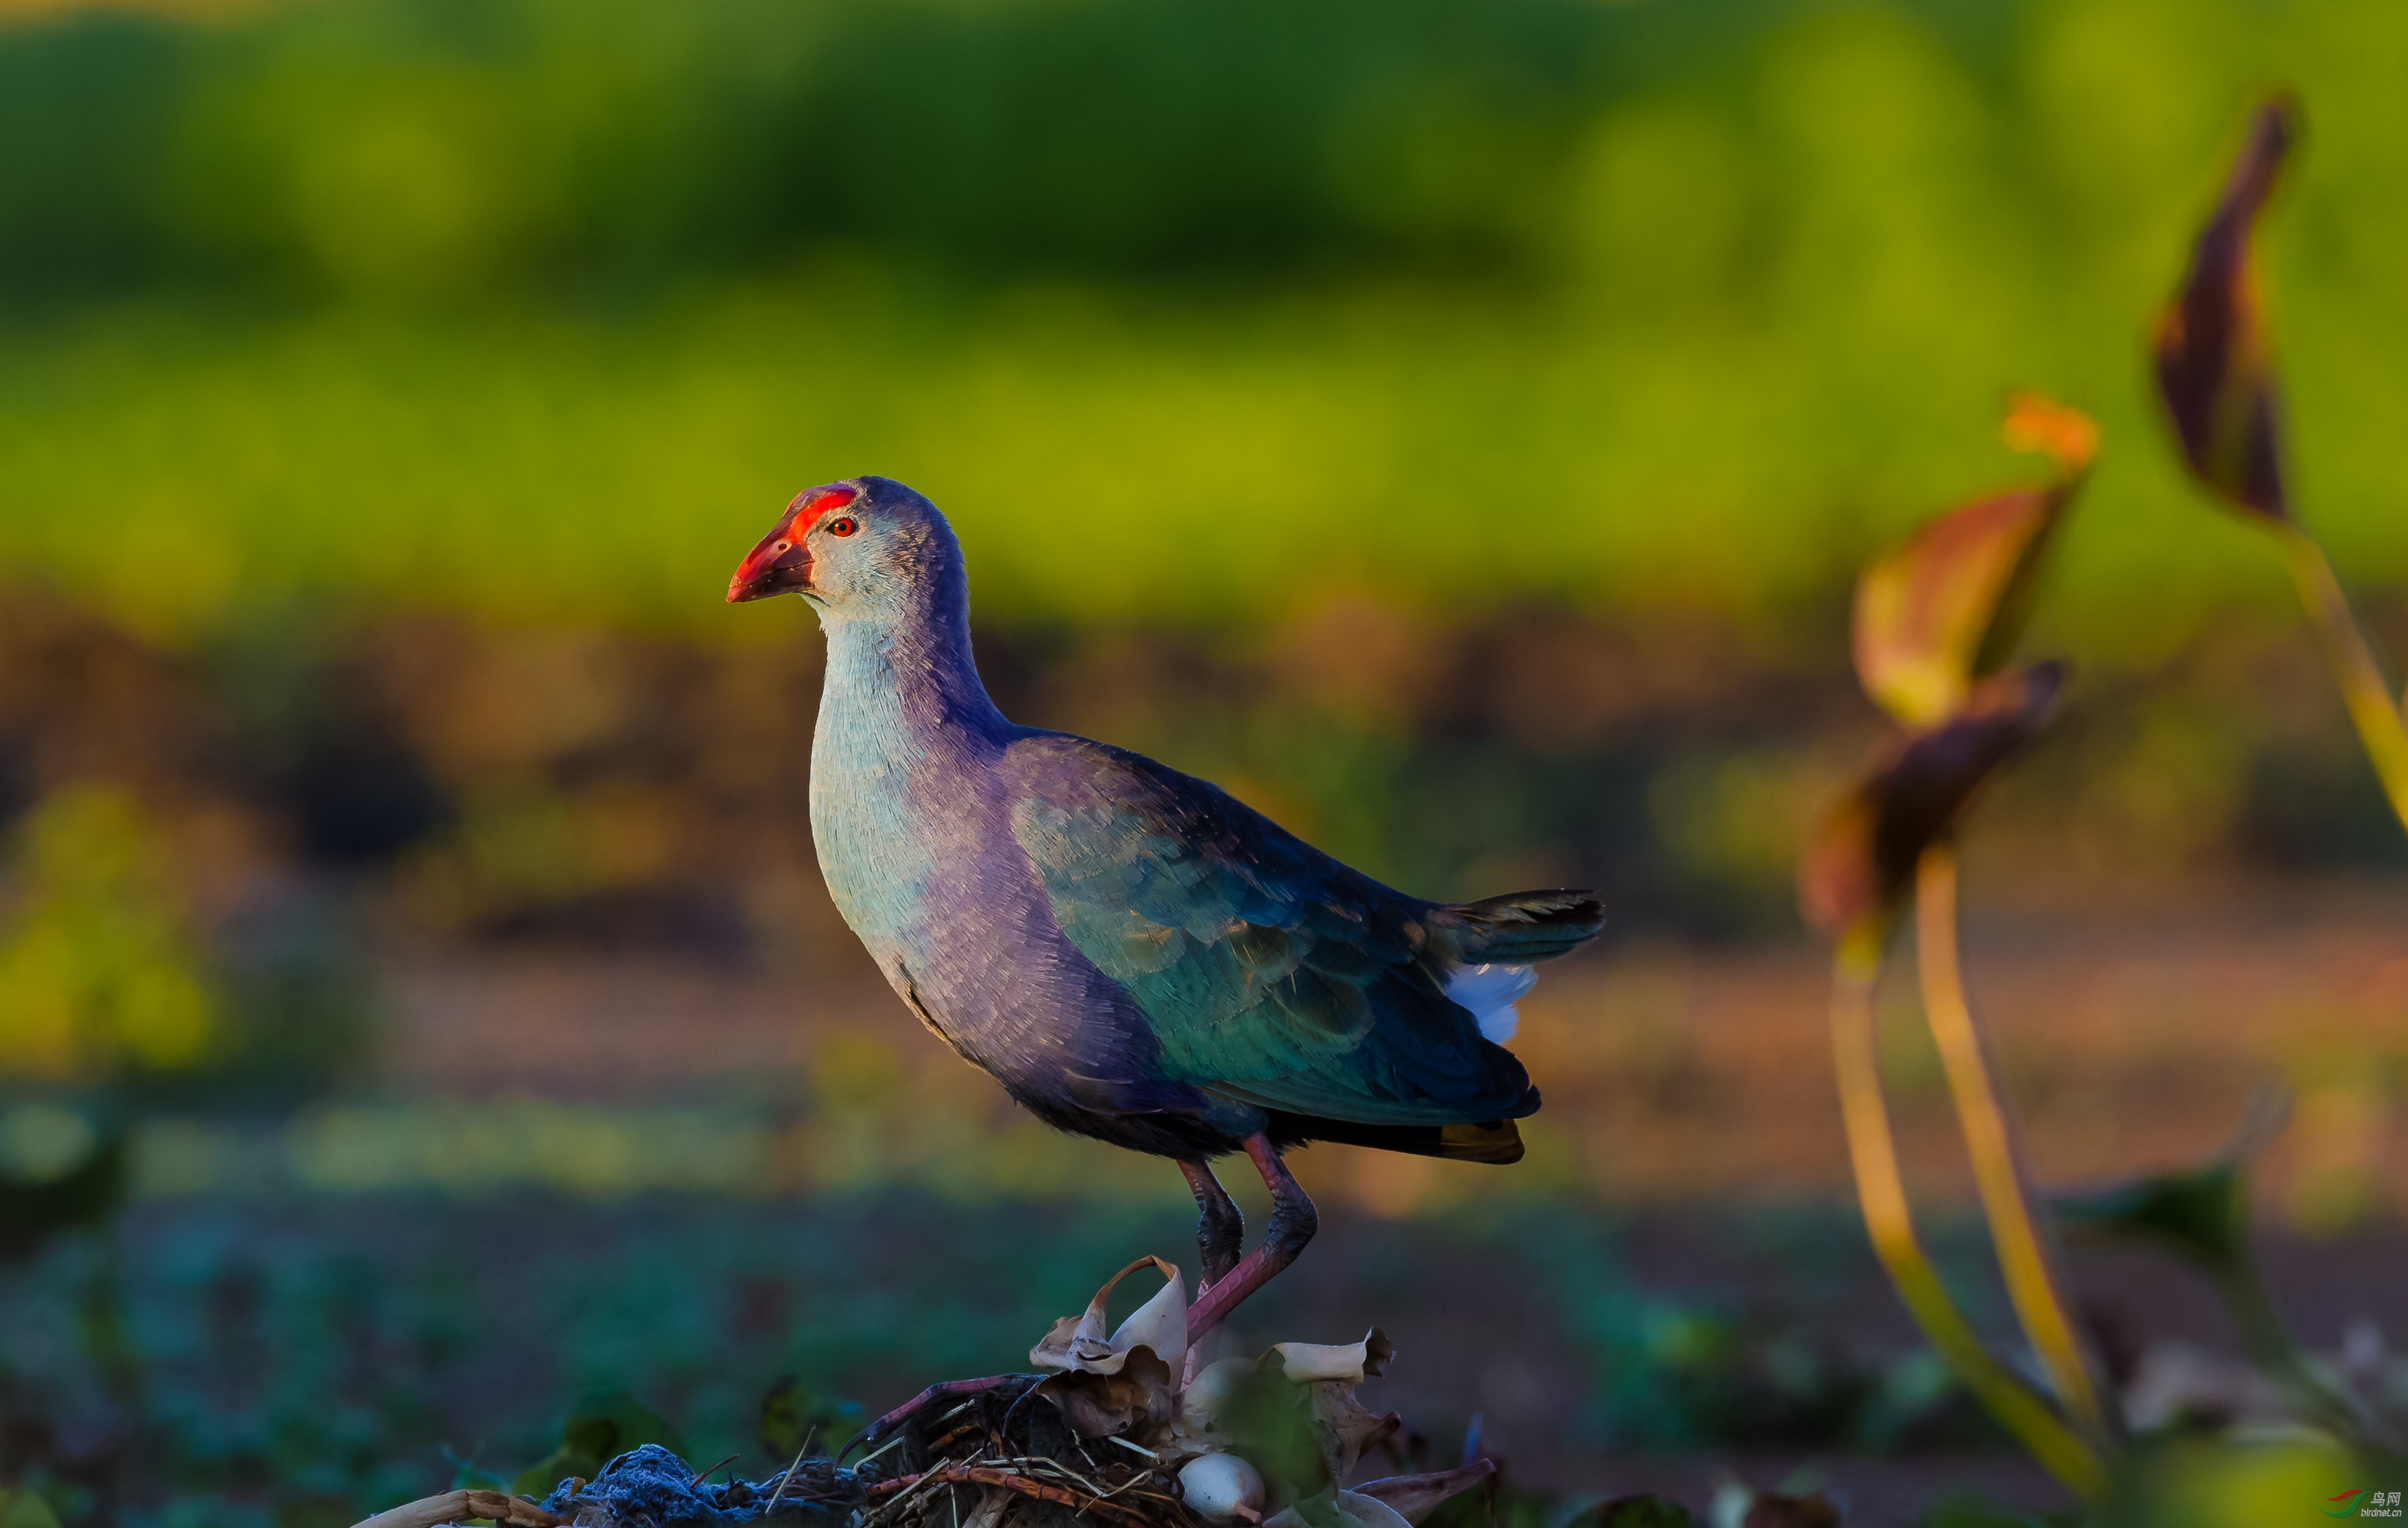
xmin=374 ymin=883 xmax=2408 ymax=1224
xmin=312 ymin=889 xmax=2408 ymax=1524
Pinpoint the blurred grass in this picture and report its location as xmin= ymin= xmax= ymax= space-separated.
xmin=0 ymin=787 xmax=214 ymax=1078
xmin=1 ymin=0 xmax=2406 ymax=656
xmin=0 ymin=288 xmax=2283 ymax=647
xmin=0 ymin=1191 xmax=2024 ymax=1523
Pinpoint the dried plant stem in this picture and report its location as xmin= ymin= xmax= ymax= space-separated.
xmin=2276 ymin=529 xmax=2408 ymax=830
xmin=1915 ymin=846 xmax=2107 ymax=1438
xmin=2214 ymin=1254 xmax=2402 ymax=1451
xmin=866 ymin=1465 xmax=1154 ymax=1528
xmin=1828 ymin=926 xmax=2107 ymax=1499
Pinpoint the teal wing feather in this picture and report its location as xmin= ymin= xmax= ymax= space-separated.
xmin=1000 ymin=733 xmax=1536 ymax=1126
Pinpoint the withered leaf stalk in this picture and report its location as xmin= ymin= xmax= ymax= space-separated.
xmin=1804 ymin=657 xmax=2103 ymax=1492
xmin=1804 ymin=398 xmax=2113 ymax=1493
xmin=2152 ymin=93 xmax=2408 ymax=832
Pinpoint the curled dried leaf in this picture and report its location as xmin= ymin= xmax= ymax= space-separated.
xmin=1030 ymin=1257 xmax=1188 ymax=1439
xmin=1266 ymin=1332 xmax=1393 ymax=1385
xmin=2153 ymin=95 xmax=2297 ymax=521
xmin=1031 ymin=1256 xmax=1187 ymax=1376
xmin=1261 ymin=1489 xmax=1417 ymax=1528
xmin=1853 ymin=488 xmax=2066 ymax=727
xmin=1035 ymin=1349 xmax=1179 ymax=1440
xmin=1852 ymin=394 xmax=2089 ymax=729
xmin=1302 ymin=1388 xmax=1400 ymax=1486
xmin=1799 ymin=664 xmax=2064 ymax=937
xmin=1350 ymin=1461 xmax=1495 ymax=1525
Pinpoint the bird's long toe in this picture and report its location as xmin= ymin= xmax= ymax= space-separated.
xmin=1179 ymin=1159 xmax=1245 ymax=1291
xmin=1184 ymin=1135 xmax=1317 ymax=1342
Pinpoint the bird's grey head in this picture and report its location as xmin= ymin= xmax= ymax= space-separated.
xmin=725 ymin=476 xmax=964 ymax=622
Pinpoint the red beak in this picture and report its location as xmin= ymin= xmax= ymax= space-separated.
xmin=727 ymin=524 xmax=811 ymax=603
xmin=727 ymin=485 xmax=859 ymax=604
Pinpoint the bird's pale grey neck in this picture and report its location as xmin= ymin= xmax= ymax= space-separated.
xmin=815 ymin=579 xmax=1011 ymax=750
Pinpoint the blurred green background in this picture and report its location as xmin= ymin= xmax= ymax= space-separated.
xmin=2 ymin=0 xmax=2406 ymax=644
xmin=4 ymin=0 xmax=2407 ymax=1523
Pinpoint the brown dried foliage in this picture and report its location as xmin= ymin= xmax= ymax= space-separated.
xmin=1797 ymin=663 xmax=2063 ymax=936
xmin=2153 ymin=95 xmax=2297 ymax=522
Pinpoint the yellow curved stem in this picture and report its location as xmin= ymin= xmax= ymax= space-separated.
xmin=1915 ymin=846 xmax=2108 ymax=1438
xmin=1828 ymin=925 xmax=2108 ymax=1498
xmin=2276 ymin=528 xmax=2408 ymax=832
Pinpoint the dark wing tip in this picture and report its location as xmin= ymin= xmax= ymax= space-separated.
xmin=1273 ymin=1115 xmax=1528 ymax=1164
xmin=1440 ymin=889 xmax=1607 ymax=962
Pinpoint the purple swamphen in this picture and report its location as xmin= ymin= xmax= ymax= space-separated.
xmin=728 ymin=478 xmax=1604 ymax=1336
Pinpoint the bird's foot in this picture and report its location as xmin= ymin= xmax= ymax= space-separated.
xmin=1184 ymin=1134 xmax=1316 ymax=1345
xmin=1179 ymin=1158 xmax=1245 ymax=1292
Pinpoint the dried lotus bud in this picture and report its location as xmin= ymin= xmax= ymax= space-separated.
xmin=1179 ymin=1453 xmax=1267 ymax=1522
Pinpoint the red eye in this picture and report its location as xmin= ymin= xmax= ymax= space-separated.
xmin=826 ymin=517 xmax=859 ymax=538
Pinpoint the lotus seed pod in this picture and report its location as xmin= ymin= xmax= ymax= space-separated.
xmin=1175 ymin=1358 xmax=1256 ymax=1440
xmin=1178 ymin=1452 xmax=1266 ymax=1522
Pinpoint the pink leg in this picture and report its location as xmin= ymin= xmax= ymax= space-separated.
xmin=1184 ymin=1134 xmax=1317 ymax=1344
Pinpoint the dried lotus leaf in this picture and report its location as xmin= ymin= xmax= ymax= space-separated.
xmin=1268 ymin=1329 xmax=1393 ymax=1385
xmin=2154 ymin=96 xmax=2295 ymax=522
xmin=1261 ymin=1489 xmax=1419 ymax=1528
xmin=1350 ymin=1462 xmax=1497 ymax=1527
xmin=1303 ymin=1383 xmax=1400 ymax=1484
xmin=1035 ymin=1348 xmax=1178 ymax=1439
xmin=1031 ymin=1257 xmax=1187 ymax=1376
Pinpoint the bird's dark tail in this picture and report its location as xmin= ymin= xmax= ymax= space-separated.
xmin=1271 ymin=1113 xmax=1528 ymax=1164
xmin=1435 ymin=889 xmax=1606 ymax=964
